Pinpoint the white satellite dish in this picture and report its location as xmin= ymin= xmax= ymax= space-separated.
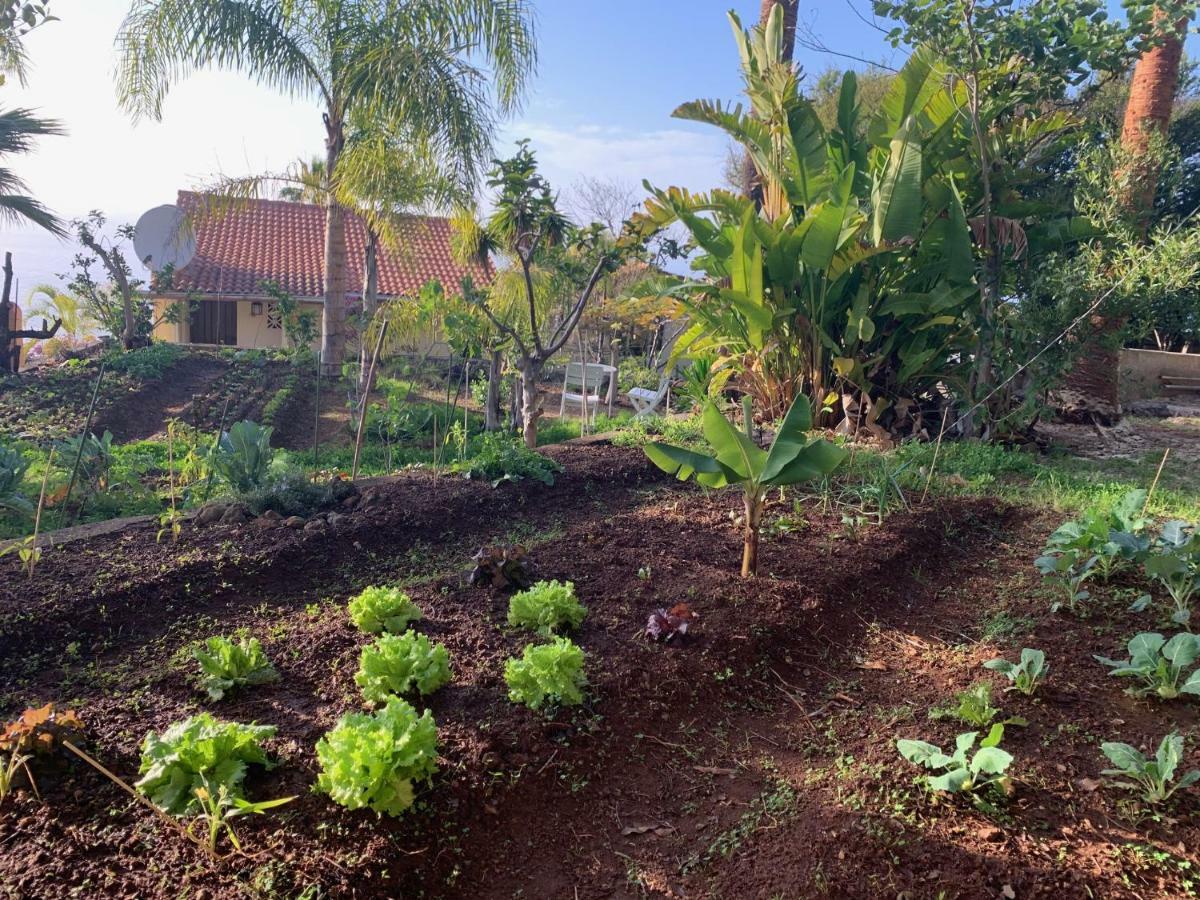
xmin=134 ymin=204 xmax=197 ymax=272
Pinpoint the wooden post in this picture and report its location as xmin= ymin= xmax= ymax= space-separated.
xmin=352 ymin=320 xmax=389 ymax=480
xmin=607 ymin=338 xmax=620 ymax=417
xmin=59 ymin=363 xmax=105 ymax=528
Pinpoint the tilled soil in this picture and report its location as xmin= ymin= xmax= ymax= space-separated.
xmin=1 ymin=443 xmax=1197 ymax=898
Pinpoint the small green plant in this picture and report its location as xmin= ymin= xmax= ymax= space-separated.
xmin=1095 ymin=632 xmax=1200 ymax=699
xmin=194 ymin=636 xmax=280 ymax=701
xmin=136 ymin=714 xmax=276 ymax=815
xmin=984 ymin=648 xmax=1048 ymax=696
xmin=930 ymin=682 xmax=1000 ymax=727
xmin=1035 ymin=550 xmax=1096 ymax=615
xmin=0 ymin=443 xmax=32 ymax=515
xmin=507 ymin=579 xmax=586 ymax=635
xmin=1044 ymin=489 xmax=1150 ymax=582
xmin=348 ymin=586 xmax=422 ymax=634
xmin=897 ymin=724 xmax=1014 ymax=796
xmin=0 ymin=744 xmax=34 ymax=806
xmin=355 ymin=630 xmax=452 ymax=703
xmin=1101 ymin=732 xmax=1200 ymax=805
xmin=190 ymin=778 xmax=295 ymax=854
xmin=451 ymin=432 xmax=562 ymax=486
xmin=314 ymin=697 xmax=438 ymax=817
xmin=1145 ymin=521 xmax=1200 ymax=625
xmin=210 ymin=420 xmax=275 ymax=493
xmin=504 ymin=637 xmax=587 ymax=710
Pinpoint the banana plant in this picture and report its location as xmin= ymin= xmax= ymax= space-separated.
xmin=643 ymin=395 xmax=845 ymax=577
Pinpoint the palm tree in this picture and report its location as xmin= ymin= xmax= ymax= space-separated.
xmin=0 ymin=107 xmax=65 ymax=235
xmin=116 ymin=0 xmax=537 ymax=373
xmin=278 ymin=157 xmax=326 ymax=204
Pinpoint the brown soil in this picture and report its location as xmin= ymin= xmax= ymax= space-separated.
xmin=0 ymin=444 xmax=1197 ymax=898
xmin=92 ymin=354 xmax=229 ymax=442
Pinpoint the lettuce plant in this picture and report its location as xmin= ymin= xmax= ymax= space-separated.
xmin=136 ymin=714 xmax=276 ymax=815
xmin=1095 ymin=632 xmax=1200 ymax=699
xmin=984 ymin=648 xmax=1048 ymax=696
xmin=314 ymin=698 xmax=438 ymax=817
xmin=348 ymin=586 xmax=422 ymax=634
xmin=897 ymin=724 xmax=1013 ymax=795
xmin=507 ymin=580 xmax=586 ymax=635
xmin=504 ymin=637 xmax=587 ymax=710
xmin=355 ymin=630 xmax=451 ymax=703
xmin=1101 ymin=732 xmax=1200 ymax=805
xmin=1145 ymin=521 xmax=1200 ymax=625
xmin=194 ymin=635 xmax=279 ymax=701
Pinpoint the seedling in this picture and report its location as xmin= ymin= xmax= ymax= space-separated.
xmin=1101 ymin=732 xmax=1200 ymax=805
xmin=931 ymin=682 xmax=1001 ymax=727
xmin=645 ymin=603 xmax=697 ymax=642
xmin=1035 ymin=550 xmax=1096 ymax=615
xmin=1145 ymin=521 xmax=1200 ymax=625
xmin=984 ymin=648 xmax=1048 ymax=696
xmin=897 ymin=723 xmax=1014 ymax=796
xmin=190 ymin=778 xmax=295 ymax=854
xmin=469 ymin=544 xmax=534 ymax=590
xmin=1095 ymin=632 xmax=1200 ymax=700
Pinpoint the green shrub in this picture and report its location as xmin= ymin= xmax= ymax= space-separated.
xmin=314 ymin=697 xmax=438 ymax=817
xmin=507 ymin=580 xmax=586 ymax=635
xmin=618 ymin=358 xmax=659 ymax=393
xmin=104 ymin=343 xmax=183 ymax=380
xmin=135 ymin=714 xmax=276 ymax=815
xmin=0 ymin=443 xmax=31 ymax=515
xmin=239 ymin=470 xmax=354 ymax=518
xmin=356 ymin=630 xmax=451 ymax=702
xmin=452 ymin=433 xmax=562 ymax=486
xmin=348 ymin=586 xmax=422 ymax=634
xmin=194 ymin=636 xmax=279 ymax=701
xmin=504 ymin=637 xmax=587 ymax=710
xmin=210 ymin=420 xmax=274 ymax=493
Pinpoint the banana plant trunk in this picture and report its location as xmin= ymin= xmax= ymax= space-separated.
xmin=321 ymin=116 xmax=347 ymax=376
xmin=742 ymin=489 xmax=765 ymax=577
xmin=520 ymin=360 xmax=542 ymax=448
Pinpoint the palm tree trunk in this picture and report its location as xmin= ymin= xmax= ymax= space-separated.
xmin=321 ymin=115 xmax=347 ymax=375
xmin=1120 ymin=10 xmax=1189 ymax=219
xmin=358 ymin=227 xmax=379 ymax=395
xmin=740 ymin=0 xmax=799 ymax=201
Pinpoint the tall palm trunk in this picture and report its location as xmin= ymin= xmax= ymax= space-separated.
xmin=321 ymin=114 xmax=347 ymax=375
xmin=1120 ymin=10 xmax=1189 ymax=219
xmin=740 ymin=0 xmax=799 ymax=200
xmin=358 ymin=226 xmax=379 ymax=395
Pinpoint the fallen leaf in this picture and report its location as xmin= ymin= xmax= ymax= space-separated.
xmin=621 ymin=823 xmax=675 ymax=837
xmin=693 ymin=766 xmax=736 ymax=776
xmin=857 ymin=660 xmax=888 ymax=671
xmin=1001 ymin=884 xmax=1016 ymax=899
xmin=1078 ymin=777 xmax=1101 ymax=792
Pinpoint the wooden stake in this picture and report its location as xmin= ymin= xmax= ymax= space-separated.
xmin=921 ymin=406 xmax=951 ymax=505
xmin=1143 ymin=447 xmax=1171 ymax=515
xmin=352 ymin=320 xmax=389 ymax=481
xmin=60 ymin=363 xmax=106 ymax=528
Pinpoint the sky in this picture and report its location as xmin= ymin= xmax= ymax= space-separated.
xmin=2 ymin=0 xmax=1195 ymax=305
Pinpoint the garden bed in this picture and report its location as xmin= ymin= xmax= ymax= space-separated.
xmin=0 ymin=444 xmax=1197 ymax=898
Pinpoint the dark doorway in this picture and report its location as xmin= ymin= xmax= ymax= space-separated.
xmin=189 ymin=300 xmax=237 ymax=345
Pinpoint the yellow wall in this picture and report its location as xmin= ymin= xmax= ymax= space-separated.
xmin=151 ymin=297 xmax=322 ymax=350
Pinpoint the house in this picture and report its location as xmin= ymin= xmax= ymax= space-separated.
xmin=150 ymin=191 xmax=491 ymax=350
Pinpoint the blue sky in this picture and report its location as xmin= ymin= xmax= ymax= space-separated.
xmin=2 ymin=0 xmax=1194 ymax=300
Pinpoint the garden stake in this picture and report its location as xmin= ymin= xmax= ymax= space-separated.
xmin=199 ymin=396 xmax=232 ymax=503
xmin=352 ymin=320 xmax=389 ymax=480
xmin=1143 ymin=447 xmax=1171 ymax=515
xmin=59 ymin=362 xmax=105 ymax=529
xmin=25 ymin=447 xmax=54 ymax=578
xmin=921 ymin=406 xmax=951 ymax=504
xmin=311 ymin=348 xmax=322 ymax=479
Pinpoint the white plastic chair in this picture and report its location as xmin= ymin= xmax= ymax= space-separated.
xmin=629 ymin=375 xmax=672 ymax=417
xmin=559 ymin=362 xmax=615 ymax=424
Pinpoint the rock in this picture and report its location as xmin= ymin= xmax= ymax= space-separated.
xmin=254 ymin=514 xmax=281 ymax=529
xmin=327 ymin=513 xmax=350 ymax=528
xmin=283 ymin=516 xmax=306 ymax=529
xmin=194 ymin=503 xmax=227 ymax=527
xmin=341 ymin=494 xmax=360 ymax=510
xmin=260 ymin=509 xmax=283 ymax=522
xmin=218 ymin=503 xmax=250 ymax=526
xmin=303 ymin=519 xmax=327 ymax=534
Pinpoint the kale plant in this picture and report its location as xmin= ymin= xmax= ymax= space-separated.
xmin=1145 ymin=521 xmax=1200 ymax=625
xmin=1035 ymin=549 xmax=1096 ymax=615
xmin=504 ymin=637 xmax=587 ymax=710
xmin=1101 ymin=732 xmax=1200 ymax=805
xmin=348 ymin=586 xmax=422 ymax=635
xmin=983 ymin=648 xmax=1048 ymax=696
xmin=897 ymin=724 xmax=1014 ymax=796
xmin=210 ymin=420 xmax=274 ymax=493
xmin=451 ymin=433 xmax=562 ymax=487
xmin=135 ymin=714 xmax=276 ymax=815
xmin=507 ymin=580 xmax=586 ymax=635
xmin=1095 ymin=632 xmax=1200 ymax=699
xmin=194 ymin=635 xmax=279 ymax=701
xmin=1044 ymin=489 xmax=1150 ymax=582
xmin=314 ymin=698 xmax=438 ymax=817
xmin=355 ymin=630 xmax=452 ymax=703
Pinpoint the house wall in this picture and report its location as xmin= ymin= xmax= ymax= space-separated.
xmin=1120 ymin=347 xmax=1200 ymax=404
xmin=151 ymin=297 xmax=322 ymax=350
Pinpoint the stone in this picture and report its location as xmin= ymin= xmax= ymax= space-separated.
xmin=194 ymin=503 xmax=227 ymax=527
xmin=327 ymin=513 xmax=349 ymax=528
xmin=260 ymin=509 xmax=283 ymax=522
xmin=303 ymin=519 xmax=327 ymax=534
xmin=283 ymin=516 xmax=306 ymax=529
xmin=218 ymin=503 xmax=250 ymax=526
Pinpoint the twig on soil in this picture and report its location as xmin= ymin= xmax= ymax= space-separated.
xmin=921 ymin=407 xmax=951 ymax=504
xmin=769 ymin=669 xmax=817 ymax=733
xmin=1143 ymin=447 xmax=1171 ymax=515
xmin=535 ymin=749 xmax=559 ymax=776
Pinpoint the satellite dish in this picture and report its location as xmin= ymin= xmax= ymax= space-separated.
xmin=134 ymin=204 xmax=197 ymax=272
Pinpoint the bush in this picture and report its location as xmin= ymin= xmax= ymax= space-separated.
xmin=239 ymin=470 xmax=353 ymax=518
xmin=0 ymin=443 xmax=31 ymax=515
xmin=194 ymin=635 xmax=279 ymax=701
xmin=104 ymin=343 xmax=183 ymax=380
xmin=356 ymin=630 xmax=451 ymax=703
xmin=210 ymin=420 xmax=274 ymax=493
xmin=618 ymin=358 xmax=659 ymax=393
xmin=451 ymin=433 xmax=562 ymax=486
xmin=314 ymin=697 xmax=438 ymax=817
xmin=135 ymin=714 xmax=276 ymax=815
xmin=507 ymin=580 xmax=586 ymax=635
xmin=348 ymin=586 xmax=422 ymax=634
xmin=504 ymin=637 xmax=587 ymax=710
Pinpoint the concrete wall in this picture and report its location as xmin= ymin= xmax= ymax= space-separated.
xmin=1119 ymin=347 xmax=1200 ymax=404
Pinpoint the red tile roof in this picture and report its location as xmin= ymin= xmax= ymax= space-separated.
xmin=169 ymin=190 xmax=491 ymax=302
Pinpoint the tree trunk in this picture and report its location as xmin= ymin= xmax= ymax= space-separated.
xmin=358 ymin=227 xmax=379 ymax=395
xmin=485 ymin=348 xmax=502 ymax=431
xmin=741 ymin=491 xmax=763 ymax=578
xmin=321 ymin=115 xmax=347 ymax=375
xmin=1120 ymin=10 xmax=1189 ymax=218
xmin=740 ymin=0 xmax=800 ymax=202
xmin=520 ymin=360 xmax=541 ymax=448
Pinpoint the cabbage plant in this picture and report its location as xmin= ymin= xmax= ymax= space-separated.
xmin=210 ymin=420 xmax=274 ymax=493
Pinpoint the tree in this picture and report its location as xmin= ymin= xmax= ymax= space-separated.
xmin=1 ymin=0 xmax=55 ymax=86
xmin=456 ymin=142 xmax=624 ymax=448
xmin=116 ymin=0 xmax=537 ymax=374
xmin=740 ymin=0 xmax=799 ymax=202
xmin=1 ymin=251 xmax=61 ymax=372
xmin=0 ymin=107 xmax=64 ymax=235
xmin=277 ymin=157 xmax=325 ymax=204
